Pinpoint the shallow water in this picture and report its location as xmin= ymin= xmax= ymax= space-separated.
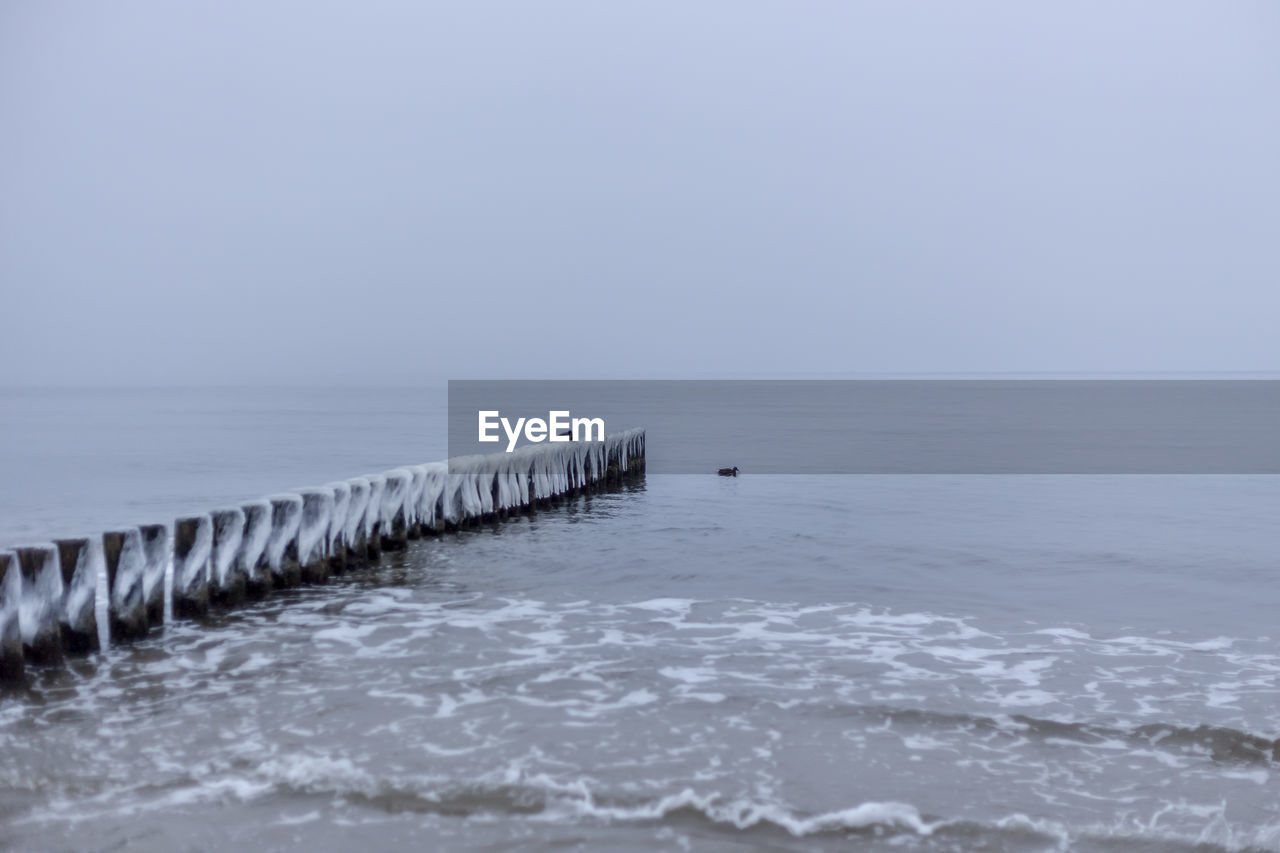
xmin=3 ymin=472 xmax=1280 ymax=851
xmin=2 ymin=389 xmax=1279 ymax=851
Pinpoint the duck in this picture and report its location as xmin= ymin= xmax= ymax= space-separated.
xmin=717 ymin=467 xmax=740 ymax=476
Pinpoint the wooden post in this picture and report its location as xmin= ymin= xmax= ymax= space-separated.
xmin=266 ymin=494 xmax=303 ymax=588
xmin=103 ymin=529 xmax=148 ymax=642
xmin=326 ymin=482 xmax=350 ymax=574
xmin=173 ymin=515 xmax=212 ymax=619
xmin=380 ymin=470 xmax=411 ymax=551
xmin=139 ymin=524 xmax=168 ymax=627
xmin=364 ymin=475 xmax=386 ymax=560
xmin=406 ymin=466 xmax=426 ymax=539
xmin=0 ymin=551 xmax=23 ymax=683
xmin=210 ymin=507 xmax=247 ymax=607
xmin=298 ymin=488 xmax=333 ymax=584
xmin=238 ymin=500 xmax=273 ymax=598
xmin=344 ymin=478 xmax=371 ymax=566
xmin=16 ymin=544 xmax=65 ymax=665
xmin=418 ymin=464 xmax=447 ymax=534
xmin=52 ymin=537 xmax=100 ymax=653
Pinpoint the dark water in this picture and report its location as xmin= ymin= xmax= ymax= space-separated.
xmin=2 ymin=388 xmax=1279 ymax=851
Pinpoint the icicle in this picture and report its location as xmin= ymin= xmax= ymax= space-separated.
xmin=418 ymin=463 xmax=447 ymax=531
xmin=365 ymin=474 xmax=386 ymax=559
xmin=344 ymin=478 xmax=371 ymax=563
xmin=509 ymin=450 xmax=532 ymax=508
xmin=569 ymin=444 xmax=587 ymax=491
xmin=265 ymin=494 xmax=303 ymax=587
xmin=237 ymin=500 xmax=273 ymax=596
xmin=380 ymin=469 xmax=413 ymax=550
xmin=326 ymin=481 xmax=351 ymax=573
xmin=473 ymin=457 xmax=495 ymax=517
xmin=493 ymin=455 xmax=520 ymax=512
xmin=298 ymin=487 xmax=334 ymax=583
xmin=404 ymin=465 xmax=427 ymax=535
xmin=443 ymin=456 xmax=489 ymax=524
xmin=440 ymin=464 xmax=462 ymax=525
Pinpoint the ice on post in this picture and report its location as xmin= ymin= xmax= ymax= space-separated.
xmin=103 ymin=529 xmax=148 ymax=642
xmin=173 ymin=515 xmax=213 ymax=619
xmin=16 ymin=544 xmax=64 ymax=665
xmin=297 ymin=487 xmax=334 ymax=584
xmin=53 ymin=537 xmax=101 ymax=653
xmin=210 ymin=506 xmax=247 ymax=606
xmin=237 ymin=500 xmax=273 ymax=598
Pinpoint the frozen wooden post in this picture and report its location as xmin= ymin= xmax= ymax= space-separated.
xmin=344 ymin=478 xmax=371 ymax=566
xmin=103 ymin=529 xmax=148 ymax=642
xmin=237 ymin=500 xmax=273 ymax=598
xmin=173 ymin=515 xmax=213 ymax=619
xmin=416 ymin=464 xmax=446 ymax=534
xmin=298 ymin=488 xmax=333 ymax=584
xmin=0 ymin=551 xmax=23 ymax=683
xmin=628 ymin=430 xmax=646 ymax=474
xmin=380 ymin=469 xmax=411 ymax=551
xmin=424 ymin=463 xmax=448 ymax=533
xmin=139 ymin=523 xmax=168 ymax=627
xmin=266 ymin=494 xmax=303 ymax=588
xmin=210 ymin=507 xmax=247 ymax=607
xmin=16 ymin=544 xmax=65 ymax=666
xmin=406 ymin=466 xmax=427 ymax=538
xmin=364 ymin=474 xmax=386 ymax=560
xmin=441 ymin=460 xmax=489 ymax=529
xmin=482 ymin=469 xmax=500 ymax=522
xmin=440 ymin=471 xmax=462 ymax=530
xmin=326 ymin=482 xmax=350 ymax=574
xmin=53 ymin=537 xmax=101 ymax=653
xmin=607 ymin=441 xmax=621 ymax=485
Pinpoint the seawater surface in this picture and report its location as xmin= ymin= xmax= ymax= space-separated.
xmin=1 ymin=389 xmax=1279 ymax=851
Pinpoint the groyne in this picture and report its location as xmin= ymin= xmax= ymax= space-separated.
xmin=0 ymin=429 xmax=645 ymax=684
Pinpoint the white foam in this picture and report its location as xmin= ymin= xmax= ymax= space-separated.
xmin=549 ymin=786 xmax=937 ymax=837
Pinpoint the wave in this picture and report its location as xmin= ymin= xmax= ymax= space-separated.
xmin=19 ymin=756 xmax=1280 ymax=853
xmin=226 ymin=770 xmax=1280 ymax=852
xmin=293 ymin=778 xmax=1280 ymax=852
xmin=809 ymin=703 xmax=1280 ymax=765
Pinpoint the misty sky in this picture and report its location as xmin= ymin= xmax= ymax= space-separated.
xmin=2 ymin=2 xmax=1277 ymax=384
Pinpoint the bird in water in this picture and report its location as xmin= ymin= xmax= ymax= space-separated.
xmin=717 ymin=466 xmax=740 ymax=476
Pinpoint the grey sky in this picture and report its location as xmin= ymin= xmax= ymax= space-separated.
xmin=2 ymin=2 xmax=1276 ymax=384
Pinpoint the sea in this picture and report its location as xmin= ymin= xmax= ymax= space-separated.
xmin=1 ymin=386 xmax=1278 ymax=852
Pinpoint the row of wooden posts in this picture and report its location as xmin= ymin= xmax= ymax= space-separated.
xmin=0 ymin=430 xmax=646 ymax=684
